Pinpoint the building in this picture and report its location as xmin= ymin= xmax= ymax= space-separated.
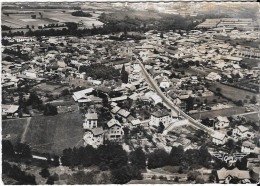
xmin=233 ymin=125 xmax=254 ymax=139
xmin=215 ymin=116 xmax=229 ymax=129
xmin=149 ymin=109 xmax=171 ymax=126
xmin=211 ymin=131 xmax=227 ymax=145
xmin=2 ymin=105 xmax=19 ymax=118
xmin=83 ymin=112 xmax=98 ymax=130
xmin=206 ymin=72 xmax=221 ymax=81
xmin=72 ymin=88 xmax=94 ymax=105
xmin=106 ymin=119 xmax=124 ymax=141
xmin=83 ymin=127 xmax=104 ymax=148
xmin=241 ymin=141 xmax=255 ymax=154
xmin=217 ymin=167 xmax=250 ymax=184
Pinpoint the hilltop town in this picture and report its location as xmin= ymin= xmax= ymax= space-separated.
xmin=2 ymin=2 xmax=260 ymax=185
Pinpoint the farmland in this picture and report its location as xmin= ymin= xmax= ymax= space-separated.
xmin=2 ymin=111 xmax=84 ymax=155
xmin=2 ymin=118 xmax=29 ymax=144
xmin=23 ymin=111 xmax=84 ymax=155
xmin=1 ymin=8 xmax=104 ymax=32
xmin=190 ymin=106 xmax=246 ymax=120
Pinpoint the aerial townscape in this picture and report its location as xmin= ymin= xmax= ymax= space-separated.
xmin=1 ymin=1 xmax=260 ymax=185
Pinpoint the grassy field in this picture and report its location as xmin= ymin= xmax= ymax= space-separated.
xmin=241 ymin=58 xmax=260 ymax=68
xmin=2 ymin=118 xmax=29 ymax=144
xmin=243 ymin=112 xmax=260 ymax=124
xmin=209 ymin=82 xmax=257 ymax=102
xmin=191 ymin=106 xmax=246 ymax=119
xmin=22 ymin=111 xmax=84 ymax=155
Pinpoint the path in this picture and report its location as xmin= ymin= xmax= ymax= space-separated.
xmin=21 ymin=117 xmax=32 ymax=143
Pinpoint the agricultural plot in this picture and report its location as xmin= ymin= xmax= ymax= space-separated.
xmin=23 ymin=111 xmax=84 ymax=155
xmin=2 ymin=118 xmax=29 ymax=144
xmin=190 ymin=106 xmax=246 ymax=120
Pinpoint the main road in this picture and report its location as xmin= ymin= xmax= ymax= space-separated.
xmin=135 ymin=55 xmax=214 ymax=135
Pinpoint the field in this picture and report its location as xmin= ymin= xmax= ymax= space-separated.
xmin=243 ymin=112 xmax=260 ymax=124
xmin=2 ymin=8 xmax=104 ymax=31
xmin=241 ymin=58 xmax=260 ymax=68
xmin=2 ymin=111 xmax=84 ymax=155
xmin=191 ymin=106 xmax=246 ymax=119
xmin=23 ymin=111 xmax=84 ymax=155
xmin=32 ymin=82 xmax=69 ymax=96
xmin=209 ymin=82 xmax=257 ymax=102
xmin=2 ymin=118 xmax=29 ymax=144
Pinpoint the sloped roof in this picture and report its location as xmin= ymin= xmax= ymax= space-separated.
xmin=92 ymin=127 xmax=104 ymax=136
xmin=111 ymin=106 xmax=121 ymax=114
xmin=107 ymin=119 xmax=121 ymax=128
xmin=242 ymin=141 xmax=255 ymax=149
xmin=151 ymin=109 xmax=169 ymax=118
xmin=217 ymin=167 xmax=250 ymax=180
xmin=237 ymin=125 xmax=249 ymax=133
xmin=216 ymin=116 xmax=229 ymax=123
xmin=85 ymin=113 xmax=98 ymax=120
xmin=211 ymin=131 xmax=226 ymax=141
xmin=73 ymin=88 xmax=94 ymax=101
xmin=2 ymin=105 xmax=19 ymax=113
xmin=117 ymin=109 xmax=130 ymax=118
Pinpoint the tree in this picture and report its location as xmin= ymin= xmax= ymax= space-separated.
xmin=147 ymin=149 xmax=169 ymax=169
xmin=43 ymin=104 xmax=58 ymax=116
xmin=129 ymin=147 xmax=146 ymax=169
xmin=2 ymin=140 xmax=15 ymax=159
xmin=168 ymin=145 xmax=184 ymax=166
xmin=66 ymin=22 xmax=78 ymax=30
xmin=226 ymin=139 xmax=236 ymax=153
xmin=46 ymin=176 xmax=55 ymax=185
xmin=111 ymin=166 xmax=131 ymax=184
xmin=121 ymin=64 xmax=128 ymax=84
xmin=209 ymin=174 xmax=215 ymax=183
xmin=158 ymin=122 xmax=165 ymax=133
xmin=39 ymin=168 xmax=50 ymax=178
xmin=15 ymin=143 xmax=32 ymax=159
xmin=186 ymin=96 xmax=194 ymax=111
xmin=250 ymin=96 xmax=257 ymax=104
xmin=196 ymin=176 xmax=205 ymax=184
xmin=187 ymin=171 xmax=200 ymax=181
xmin=160 ymin=32 xmax=164 ymax=38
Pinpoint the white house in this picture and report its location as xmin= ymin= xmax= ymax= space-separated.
xmin=241 ymin=141 xmax=256 ymax=154
xmin=206 ymin=72 xmax=221 ymax=81
xmin=211 ymin=131 xmax=227 ymax=145
xmin=106 ymin=119 xmax=124 ymax=141
xmin=83 ymin=112 xmax=98 ymax=130
xmin=149 ymin=109 xmax=171 ymax=127
xmin=215 ymin=116 xmax=230 ymax=129
xmin=158 ymin=76 xmax=170 ymax=89
xmin=233 ymin=125 xmax=254 ymax=139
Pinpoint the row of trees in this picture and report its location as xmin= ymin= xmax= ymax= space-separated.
xmin=79 ymin=63 xmax=120 ymax=81
xmin=60 ymin=145 xmax=145 ymax=183
xmin=3 ymin=161 xmax=36 ymax=184
xmin=71 ymin=10 xmax=92 ymax=17
xmin=18 ymin=92 xmax=58 ymax=116
xmin=147 ymin=145 xmax=212 ymax=169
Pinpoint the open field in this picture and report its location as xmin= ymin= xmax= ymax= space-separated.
xmin=209 ymin=82 xmax=257 ymax=102
xmin=2 ymin=118 xmax=29 ymax=144
xmin=243 ymin=112 xmax=260 ymax=124
xmin=32 ymin=82 xmax=69 ymax=96
xmin=241 ymin=58 xmax=260 ymax=68
xmin=23 ymin=111 xmax=83 ymax=155
xmin=191 ymin=106 xmax=246 ymax=119
xmin=2 ymin=8 xmax=104 ymax=30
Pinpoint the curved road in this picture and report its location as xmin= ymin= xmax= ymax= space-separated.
xmin=135 ymin=55 xmax=214 ymax=134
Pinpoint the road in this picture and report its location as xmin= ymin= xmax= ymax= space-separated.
xmin=20 ymin=117 xmax=32 ymax=143
xmin=135 ymin=55 xmax=214 ymax=134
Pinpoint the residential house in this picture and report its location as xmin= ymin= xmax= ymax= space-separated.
xmin=72 ymin=88 xmax=94 ymax=106
xmin=83 ymin=127 xmax=104 ymax=148
xmin=158 ymin=76 xmax=170 ymax=89
xmin=241 ymin=141 xmax=255 ymax=154
xmin=217 ymin=167 xmax=250 ymax=184
xmin=83 ymin=112 xmax=98 ymax=130
xmin=106 ymin=119 xmax=124 ymax=141
xmin=215 ymin=116 xmax=229 ymax=129
xmin=233 ymin=125 xmax=254 ymax=139
xmin=206 ymin=72 xmax=221 ymax=81
xmin=211 ymin=131 xmax=227 ymax=145
xmin=149 ymin=109 xmax=171 ymax=127
xmin=2 ymin=105 xmax=19 ymax=118
xmin=117 ymin=109 xmax=131 ymax=122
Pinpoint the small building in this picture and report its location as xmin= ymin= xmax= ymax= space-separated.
xmin=117 ymin=109 xmax=131 ymax=122
xmin=2 ymin=105 xmax=19 ymax=118
xmin=83 ymin=112 xmax=98 ymax=130
xmin=206 ymin=72 xmax=221 ymax=81
xmin=217 ymin=167 xmax=250 ymax=184
xmin=106 ymin=119 xmax=124 ymax=141
xmin=241 ymin=141 xmax=255 ymax=154
xmin=149 ymin=109 xmax=171 ymax=127
xmin=211 ymin=131 xmax=227 ymax=145
xmin=233 ymin=125 xmax=254 ymax=139
xmin=215 ymin=116 xmax=229 ymax=129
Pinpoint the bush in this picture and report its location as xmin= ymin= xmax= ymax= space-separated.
xmin=43 ymin=104 xmax=58 ymax=116
xmin=195 ymin=176 xmax=205 ymax=184
xmin=39 ymin=168 xmax=50 ymax=178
